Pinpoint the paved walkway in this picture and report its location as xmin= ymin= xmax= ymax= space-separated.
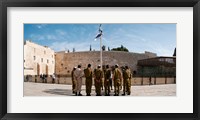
xmin=24 ymin=82 xmax=176 ymax=96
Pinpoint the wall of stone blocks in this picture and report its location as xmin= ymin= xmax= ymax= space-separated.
xmin=55 ymin=51 xmax=157 ymax=75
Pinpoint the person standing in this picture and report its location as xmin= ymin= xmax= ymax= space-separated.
xmin=149 ymin=76 xmax=152 ymax=85
xmin=93 ymin=68 xmax=97 ymax=94
xmin=84 ymin=64 xmax=93 ymax=96
xmin=110 ymin=67 xmax=114 ymax=90
xmin=110 ymin=72 xmax=113 ymax=90
xmin=74 ymin=65 xmax=84 ymax=96
xmin=26 ymin=75 xmax=29 ymax=82
xmin=71 ymin=67 xmax=76 ymax=94
xmin=44 ymin=74 xmax=47 ymax=83
xmin=113 ymin=64 xmax=122 ymax=96
xmin=94 ymin=65 xmax=103 ymax=96
xmin=104 ymin=65 xmax=111 ymax=96
xmin=122 ymin=66 xmax=132 ymax=95
xmin=52 ymin=73 xmax=56 ymax=84
xmin=41 ymin=73 xmax=45 ymax=83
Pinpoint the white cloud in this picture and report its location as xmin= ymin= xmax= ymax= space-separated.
xmin=146 ymin=41 xmax=175 ymax=56
xmin=36 ymin=24 xmax=47 ymax=29
xmin=29 ymin=34 xmax=58 ymax=41
xmin=47 ymin=35 xmax=56 ymax=40
xmin=49 ymin=41 xmax=91 ymax=52
xmin=30 ymin=34 xmax=45 ymax=41
xmin=55 ymin=29 xmax=67 ymax=36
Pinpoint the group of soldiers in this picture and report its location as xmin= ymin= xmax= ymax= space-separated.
xmin=71 ymin=64 xmax=132 ymax=96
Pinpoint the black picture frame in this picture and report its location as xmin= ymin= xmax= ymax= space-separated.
xmin=0 ymin=0 xmax=199 ymax=120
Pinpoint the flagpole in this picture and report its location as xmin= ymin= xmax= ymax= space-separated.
xmin=100 ymin=35 xmax=102 ymax=70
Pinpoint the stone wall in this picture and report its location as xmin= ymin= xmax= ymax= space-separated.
xmin=24 ymin=41 xmax=55 ymax=75
xmin=55 ymin=51 xmax=157 ymax=75
xmin=24 ymin=41 xmax=157 ymax=77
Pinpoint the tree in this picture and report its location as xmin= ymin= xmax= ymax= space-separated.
xmin=173 ymin=48 xmax=176 ymax=56
xmin=111 ymin=45 xmax=129 ymax=52
xmin=90 ymin=45 xmax=92 ymax=51
xmin=73 ymin=48 xmax=75 ymax=52
xmin=102 ymin=45 xmax=106 ymax=51
xmin=108 ymin=47 xmax=110 ymax=51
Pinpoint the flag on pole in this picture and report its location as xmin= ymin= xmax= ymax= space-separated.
xmin=95 ymin=33 xmax=102 ymax=39
xmin=94 ymin=24 xmax=103 ymax=41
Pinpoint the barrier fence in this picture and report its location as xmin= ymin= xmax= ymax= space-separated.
xmin=24 ymin=75 xmax=176 ymax=86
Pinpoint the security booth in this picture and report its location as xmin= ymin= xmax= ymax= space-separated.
xmin=137 ymin=57 xmax=176 ymax=84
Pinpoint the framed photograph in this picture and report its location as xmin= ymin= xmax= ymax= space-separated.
xmin=0 ymin=0 xmax=199 ymax=120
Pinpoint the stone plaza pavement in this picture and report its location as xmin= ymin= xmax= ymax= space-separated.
xmin=24 ymin=82 xmax=176 ymax=96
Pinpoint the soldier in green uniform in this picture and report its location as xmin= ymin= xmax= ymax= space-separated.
xmin=104 ymin=65 xmax=111 ymax=96
xmin=84 ymin=64 xmax=93 ymax=96
xmin=101 ymin=66 xmax=105 ymax=91
xmin=93 ymin=68 xmax=97 ymax=94
xmin=113 ymin=64 xmax=122 ymax=96
xmin=122 ymin=66 xmax=132 ymax=95
xmin=94 ymin=65 xmax=103 ymax=96
xmin=71 ymin=67 xmax=76 ymax=94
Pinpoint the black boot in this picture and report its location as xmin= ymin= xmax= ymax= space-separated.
xmin=78 ymin=92 xmax=82 ymax=96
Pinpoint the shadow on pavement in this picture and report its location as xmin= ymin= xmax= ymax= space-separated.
xmin=43 ymin=88 xmax=117 ymax=96
xmin=43 ymin=89 xmax=75 ymax=96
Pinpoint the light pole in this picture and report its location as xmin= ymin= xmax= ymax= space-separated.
xmin=95 ymin=24 xmax=103 ymax=69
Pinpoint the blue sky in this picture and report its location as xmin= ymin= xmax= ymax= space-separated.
xmin=24 ymin=24 xmax=176 ymax=56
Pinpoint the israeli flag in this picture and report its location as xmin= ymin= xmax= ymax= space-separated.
xmin=94 ymin=24 xmax=103 ymax=41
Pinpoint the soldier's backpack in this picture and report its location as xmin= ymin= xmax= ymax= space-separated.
xmin=84 ymin=68 xmax=92 ymax=78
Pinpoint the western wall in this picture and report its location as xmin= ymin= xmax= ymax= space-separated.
xmin=23 ymin=41 xmax=176 ymax=85
xmin=55 ymin=51 xmax=157 ymax=75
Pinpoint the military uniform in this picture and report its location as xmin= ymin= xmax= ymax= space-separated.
xmin=93 ymin=69 xmax=97 ymax=93
xmin=74 ymin=67 xmax=84 ymax=95
xmin=84 ymin=67 xmax=93 ymax=96
xmin=113 ymin=67 xmax=122 ymax=96
xmin=71 ymin=69 xmax=76 ymax=93
xmin=110 ymin=72 xmax=113 ymax=90
xmin=104 ymin=68 xmax=111 ymax=95
xmin=94 ymin=68 xmax=103 ymax=96
xmin=123 ymin=68 xmax=132 ymax=95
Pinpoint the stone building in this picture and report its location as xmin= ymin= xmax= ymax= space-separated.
xmin=24 ymin=41 xmax=55 ymax=76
